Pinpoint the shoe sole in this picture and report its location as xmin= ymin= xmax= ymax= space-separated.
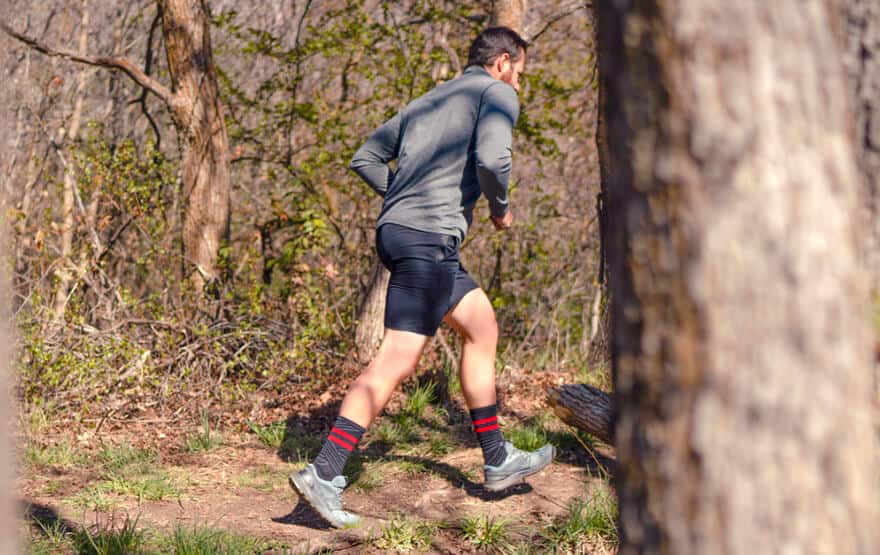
xmin=289 ymin=472 xmax=351 ymax=529
xmin=484 ymin=445 xmax=556 ymax=492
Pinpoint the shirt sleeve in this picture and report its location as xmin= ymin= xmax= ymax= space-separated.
xmin=349 ymin=113 xmax=402 ymax=197
xmin=475 ymin=82 xmax=520 ymax=218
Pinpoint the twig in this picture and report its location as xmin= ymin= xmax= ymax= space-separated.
xmin=1 ymin=21 xmax=174 ymax=104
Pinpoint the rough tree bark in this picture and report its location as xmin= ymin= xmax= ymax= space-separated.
xmin=843 ymin=0 xmax=880 ymax=292
xmin=547 ymin=383 xmax=613 ymax=444
xmin=354 ymin=260 xmax=390 ymax=363
xmin=492 ymin=0 xmax=527 ymax=34
xmin=2 ymin=0 xmax=231 ymax=290
xmin=159 ymin=0 xmax=230 ymax=287
xmin=596 ymin=1 xmax=880 ymax=553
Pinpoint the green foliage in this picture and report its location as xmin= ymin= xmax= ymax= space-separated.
xmin=541 ymin=487 xmax=618 ymax=551
xmin=248 ymin=420 xmax=287 ymax=448
xmin=162 ymin=524 xmax=277 ymax=555
xmin=185 ymin=412 xmax=225 ymax=453
xmin=461 ymin=515 xmax=511 ymax=552
xmin=70 ymin=516 xmax=144 ymax=555
xmin=402 ymin=380 xmax=436 ymax=420
xmin=25 ymin=439 xmax=88 ymax=468
xmin=374 ymin=515 xmax=437 ymax=552
xmin=507 ymin=421 xmax=550 ymax=452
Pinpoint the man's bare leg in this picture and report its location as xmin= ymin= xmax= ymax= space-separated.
xmin=337 ymin=328 xmax=429 ymax=428
xmin=443 ymin=288 xmax=499 ymax=409
xmin=444 ymin=288 xmax=555 ymax=487
xmin=290 ymin=328 xmax=429 ymax=528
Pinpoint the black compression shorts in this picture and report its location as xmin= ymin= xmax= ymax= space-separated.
xmin=376 ymin=223 xmax=479 ymax=337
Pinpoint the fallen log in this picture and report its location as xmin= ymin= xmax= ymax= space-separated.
xmin=547 ymin=383 xmax=614 ymax=445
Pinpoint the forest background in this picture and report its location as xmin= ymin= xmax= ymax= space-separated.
xmin=0 ymin=0 xmax=601 ymax=422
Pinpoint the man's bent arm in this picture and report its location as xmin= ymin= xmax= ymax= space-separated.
xmin=475 ymin=82 xmax=519 ymax=218
xmin=349 ymin=113 xmax=402 ymax=197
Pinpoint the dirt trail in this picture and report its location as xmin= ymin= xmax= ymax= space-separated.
xmin=21 ymin=440 xmax=602 ymax=553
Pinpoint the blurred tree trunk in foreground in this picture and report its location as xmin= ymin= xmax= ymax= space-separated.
xmin=843 ymin=0 xmax=880 ymax=399
xmin=597 ymin=1 xmax=880 ymax=553
xmin=0 ymin=226 xmax=18 ymax=555
xmin=844 ymin=0 xmax=880 ymax=292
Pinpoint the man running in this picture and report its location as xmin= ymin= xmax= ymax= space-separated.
xmin=290 ymin=26 xmax=555 ymax=528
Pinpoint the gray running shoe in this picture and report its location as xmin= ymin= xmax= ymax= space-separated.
xmin=289 ymin=464 xmax=360 ymax=528
xmin=484 ymin=441 xmax=556 ymax=492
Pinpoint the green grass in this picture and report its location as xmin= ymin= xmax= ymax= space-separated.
xmin=28 ymin=518 xmax=73 ymax=555
xmin=185 ymin=412 xmax=224 ymax=453
xmin=233 ymin=464 xmax=290 ymax=493
xmin=68 ymin=487 xmax=119 ymax=512
xmin=374 ymin=515 xmax=437 ymax=552
xmin=506 ymin=421 xmax=550 ymax=452
xmin=97 ymin=442 xmax=155 ymax=472
xmin=541 ymin=486 xmax=618 ymax=551
xmin=402 ymin=380 xmax=436 ymax=420
xmin=461 ymin=514 xmax=511 ymax=551
xmin=160 ymin=524 xmax=280 ymax=554
xmin=71 ymin=516 xmax=145 ymax=555
xmin=99 ymin=470 xmax=180 ymax=501
xmin=248 ymin=420 xmax=287 ymax=448
xmin=350 ymin=460 xmax=385 ymax=492
xmin=427 ymin=434 xmax=454 ymax=456
xmin=278 ymin=427 xmax=322 ymax=463
xmin=25 ymin=439 xmax=88 ymax=468
xmin=395 ymin=459 xmax=432 ymax=476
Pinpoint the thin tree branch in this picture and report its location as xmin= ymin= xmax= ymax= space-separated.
xmin=525 ymin=2 xmax=591 ymax=43
xmin=1 ymin=21 xmax=174 ymax=105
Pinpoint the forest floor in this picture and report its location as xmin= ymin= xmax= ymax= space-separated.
xmin=16 ymin=363 xmax=617 ymax=554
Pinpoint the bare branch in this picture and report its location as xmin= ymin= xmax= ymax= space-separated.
xmin=1 ymin=21 xmax=174 ymax=105
xmin=525 ymin=2 xmax=591 ymax=43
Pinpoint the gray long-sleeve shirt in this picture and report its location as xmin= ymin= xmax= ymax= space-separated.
xmin=349 ymin=65 xmax=519 ymax=240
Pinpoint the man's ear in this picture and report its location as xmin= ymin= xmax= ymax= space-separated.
xmin=494 ymin=52 xmax=511 ymax=72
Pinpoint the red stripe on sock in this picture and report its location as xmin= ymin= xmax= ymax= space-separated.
xmin=475 ymin=423 xmax=500 ymax=433
xmin=331 ymin=427 xmax=359 ymax=444
xmin=472 ymin=416 xmax=497 ymax=426
xmin=328 ymin=435 xmax=354 ymax=451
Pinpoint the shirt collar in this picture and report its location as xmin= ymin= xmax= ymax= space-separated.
xmin=464 ymin=65 xmax=491 ymax=76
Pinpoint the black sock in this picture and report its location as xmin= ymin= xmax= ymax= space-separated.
xmin=470 ymin=405 xmax=506 ymax=467
xmin=313 ymin=416 xmax=365 ymax=481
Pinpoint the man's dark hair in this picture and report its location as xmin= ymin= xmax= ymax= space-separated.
xmin=467 ymin=27 xmax=528 ymax=68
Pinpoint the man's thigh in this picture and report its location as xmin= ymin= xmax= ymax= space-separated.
xmin=443 ymin=287 xmax=498 ymax=342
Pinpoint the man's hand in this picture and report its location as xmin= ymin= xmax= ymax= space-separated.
xmin=490 ymin=210 xmax=514 ymax=231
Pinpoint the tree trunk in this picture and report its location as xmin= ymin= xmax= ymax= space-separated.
xmin=546 ymin=383 xmax=613 ymax=444
xmin=843 ymin=0 xmax=880 ymax=293
xmin=159 ymin=0 xmax=230 ymax=287
xmin=491 ymin=0 xmax=528 ymax=35
xmin=597 ymin=1 xmax=880 ymax=553
xmin=355 ymin=260 xmax=389 ymax=362
xmin=0 ymin=220 xmax=16 ymax=554
xmin=492 ymin=0 xmax=528 ymax=35
xmin=53 ymin=2 xmax=89 ymax=324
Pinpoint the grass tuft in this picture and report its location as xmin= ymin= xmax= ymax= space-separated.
xmin=402 ymin=380 xmax=436 ymax=420
xmin=374 ymin=515 xmax=436 ymax=552
xmin=541 ymin=486 xmax=618 ymax=551
xmin=70 ymin=516 xmax=144 ymax=555
xmin=25 ymin=439 xmax=88 ymax=468
xmin=506 ymin=421 xmax=549 ymax=452
xmin=461 ymin=514 xmax=511 ymax=551
xmin=248 ymin=420 xmax=287 ymax=448
xmin=162 ymin=524 xmax=274 ymax=555
xmin=185 ymin=411 xmax=224 ymax=453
